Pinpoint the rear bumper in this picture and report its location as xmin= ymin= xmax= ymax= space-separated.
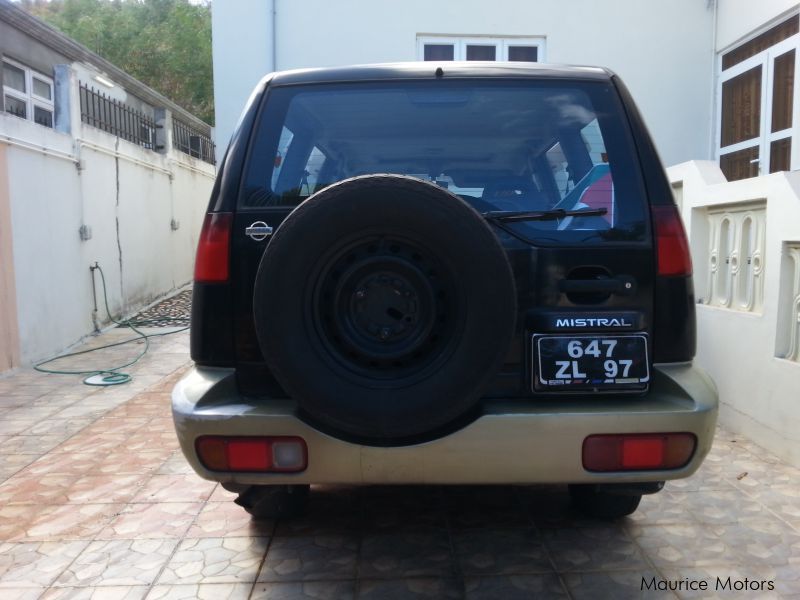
xmin=172 ymin=364 xmax=718 ymax=486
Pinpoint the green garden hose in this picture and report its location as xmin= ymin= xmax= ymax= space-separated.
xmin=33 ymin=264 xmax=189 ymax=386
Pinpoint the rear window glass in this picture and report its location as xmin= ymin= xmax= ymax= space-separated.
xmin=241 ymin=79 xmax=646 ymax=243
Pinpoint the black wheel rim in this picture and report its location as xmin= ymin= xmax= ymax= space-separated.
xmin=311 ymin=236 xmax=457 ymax=380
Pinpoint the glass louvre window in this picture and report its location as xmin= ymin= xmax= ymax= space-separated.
xmin=772 ymin=50 xmax=794 ymax=132
xmin=423 ymin=44 xmax=454 ymax=61
xmin=508 ymin=46 xmax=538 ymax=62
xmin=3 ymin=62 xmax=25 ymax=92
xmin=4 ymin=95 xmax=26 ymax=118
xmin=32 ymin=77 xmax=52 ymax=100
xmin=466 ymin=45 xmax=496 ymax=61
xmin=720 ymin=66 xmax=762 ymax=147
xmin=34 ymin=105 xmax=53 ymax=128
xmin=770 ymin=138 xmax=792 ymax=172
xmin=720 ymin=147 xmax=760 ymax=181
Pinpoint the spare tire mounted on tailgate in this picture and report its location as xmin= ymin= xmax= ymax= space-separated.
xmin=253 ymin=174 xmax=516 ymax=442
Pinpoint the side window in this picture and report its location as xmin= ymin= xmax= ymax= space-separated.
xmin=305 ymin=146 xmax=327 ymax=194
xmin=271 ymin=127 xmax=294 ymax=189
xmin=546 ymin=142 xmax=573 ymax=199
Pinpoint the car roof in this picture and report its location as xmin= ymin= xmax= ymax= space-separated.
xmin=267 ymin=62 xmax=613 ymax=87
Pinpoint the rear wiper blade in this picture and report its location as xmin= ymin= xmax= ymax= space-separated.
xmin=482 ymin=207 xmax=607 ymax=223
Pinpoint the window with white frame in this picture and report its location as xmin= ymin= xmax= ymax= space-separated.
xmin=717 ymin=15 xmax=799 ymax=181
xmin=417 ymin=36 xmax=545 ymax=63
xmin=2 ymin=58 xmax=54 ymax=128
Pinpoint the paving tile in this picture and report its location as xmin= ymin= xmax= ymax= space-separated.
xmin=0 ymin=540 xmax=88 ymax=587
xmin=126 ymin=431 xmax=180 ymax=452
xmin=0 ymin=505 xmax=50 ymax=540
xmin=208 ymin=485 xmax=239 ymax=502
xmin=0 ymin=420 xmax=39 ymax=435
xmin=0 ymin=455 xmax=38 ymax=480
xmin=50 ymin=405 xmax=112 ymax=420
xmin=20 ymin=453 xmax=100 ymax=477
xmin=710 ymin=520 xmax=800 ymax=567
xmin=562 ymin=570 xmax=674 ymax=599
xmin=746 ymin=485 xmax=800 ymax=522
xmin=23 ymin=419 xmax=92 ymax=438
xmin=359 ymin=531 xmax=454 ymax=579
xmin=41 ymin=586 xmax=149 ymax=599
xmin=147 ymin=583 xmax=253 ymax=600
xmin=155 ymin=452 xmax=195 ymax=475
xmin=0 ymin=587 xmax=45 ymax=599
xmin=359 ymin=578 xmax=460 ymax=599
xmin=129 ymin=474 xmax=216 ymax=503
xmin=273 ymin=503 xmax=360 ymax=538
xmin=158 ymin=537 xmax=269 ymax=584
xmin=453 ymin=528 xmax=551 ymax=575
xmin=0 ymin=434 xmax=68 ymax=455
xmin=64 ymin=474 xmax=150 ymax=504
xmin=671 ymin=489 xmax=771 ymax=525
xmin=543 ymin=526 xmax=648 ymax=572
xmin=54 ymin=433 xmax=129 ymax=455
xmin=2 ymin=405 xmax=64 ymax=420
xmin=96 ymin=502 xmax=202 ymax=539
xmin=186 ymin=501 xmax=273 ymax=538
xmin=92 ymin=450 xmax=167 ymax=475
xmin=626 ymin=523 xmax=732 ymax=568
xmin=104 ymin=402 xmax=170 ymax=419
xmin=8 ymin=503 xmax=124 ymax=542
xmin=81 ymin=417 xmax=149 ymax=436
xmin=464 ymin=574 xmax=567 ymax=599
xmin=628 ymin=491 xmax=697 ymax=525
xmin=54 ymin=538 xmax=178 ymax=587
xmin=257 ymin=535 xmax=358 ymax=582
xmin=0 ymin=474 xmax=76 ymax=505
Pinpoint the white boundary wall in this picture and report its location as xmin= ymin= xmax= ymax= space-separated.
xmin=1 ymin=100 xmax=213 ymax=365
xmin=669 ymin=160 xmax=800 ymax=467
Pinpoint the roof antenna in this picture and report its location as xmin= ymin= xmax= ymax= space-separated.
xmin=435 ymin=67 xmax=444 ymax=78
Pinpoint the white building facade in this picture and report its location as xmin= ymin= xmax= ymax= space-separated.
xmin=211 ymin=0 xmax=800 ymax=466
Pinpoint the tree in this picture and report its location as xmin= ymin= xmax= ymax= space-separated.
xmin=19 ymin=0 xmax=214 ymax=124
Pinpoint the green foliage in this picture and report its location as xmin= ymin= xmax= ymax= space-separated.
xmin=20 ymin=0 xmax=214 ymax=124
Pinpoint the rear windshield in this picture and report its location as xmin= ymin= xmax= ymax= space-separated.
xmin=241 ymin=78 xmax=647 ymax=244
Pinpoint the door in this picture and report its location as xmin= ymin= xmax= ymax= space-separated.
xmin=718 ymin=35 xmax=800 ymax=180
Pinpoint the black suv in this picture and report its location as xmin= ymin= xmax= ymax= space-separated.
xmin=172 ymin=62 xmax=717 ymax=519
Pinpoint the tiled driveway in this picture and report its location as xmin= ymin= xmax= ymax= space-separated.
xmin=1 ymin=329 xmax=800 ymax=599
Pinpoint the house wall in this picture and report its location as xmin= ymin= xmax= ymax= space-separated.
xmin=0 ymin=144 xmax=20 ymax=372
xmin=669 ymin=160 xmax=800 ymax=467
xmin=0 ymin=111 xmax=213 ymax=366
xmin=716 ymin=0 xmax=798 ymax=51
xmin=212 ymin=0 xmax=715 ymax=168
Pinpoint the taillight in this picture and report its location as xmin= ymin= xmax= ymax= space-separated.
xmin=196 ymin=436 xmax=307 ymax=473
xmin=194 ymin=213 xmax=233 ymax=283
xmin=653 ymin=205 xmax=692 ymax=276
xmin=582 ymin=433 xmax=696 ymax=472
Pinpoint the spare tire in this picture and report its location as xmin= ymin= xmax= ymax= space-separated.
xmin=253 ymin=174 xmax=516 ymax=442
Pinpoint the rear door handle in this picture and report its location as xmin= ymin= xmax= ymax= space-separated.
xmin=559 ymin=275 xmax=636 ymax=296
xmin=245 ymin=221 xmax=273 ymax=241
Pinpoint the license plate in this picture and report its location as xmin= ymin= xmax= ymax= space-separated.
xmin=533 ymin=334 xmax=649 ymax=391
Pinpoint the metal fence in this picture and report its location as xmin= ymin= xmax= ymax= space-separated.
xmin=79 ymin=82 xmax=157 ymax=149
xmin=172 ymin=117 xmax=215 ymax=164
